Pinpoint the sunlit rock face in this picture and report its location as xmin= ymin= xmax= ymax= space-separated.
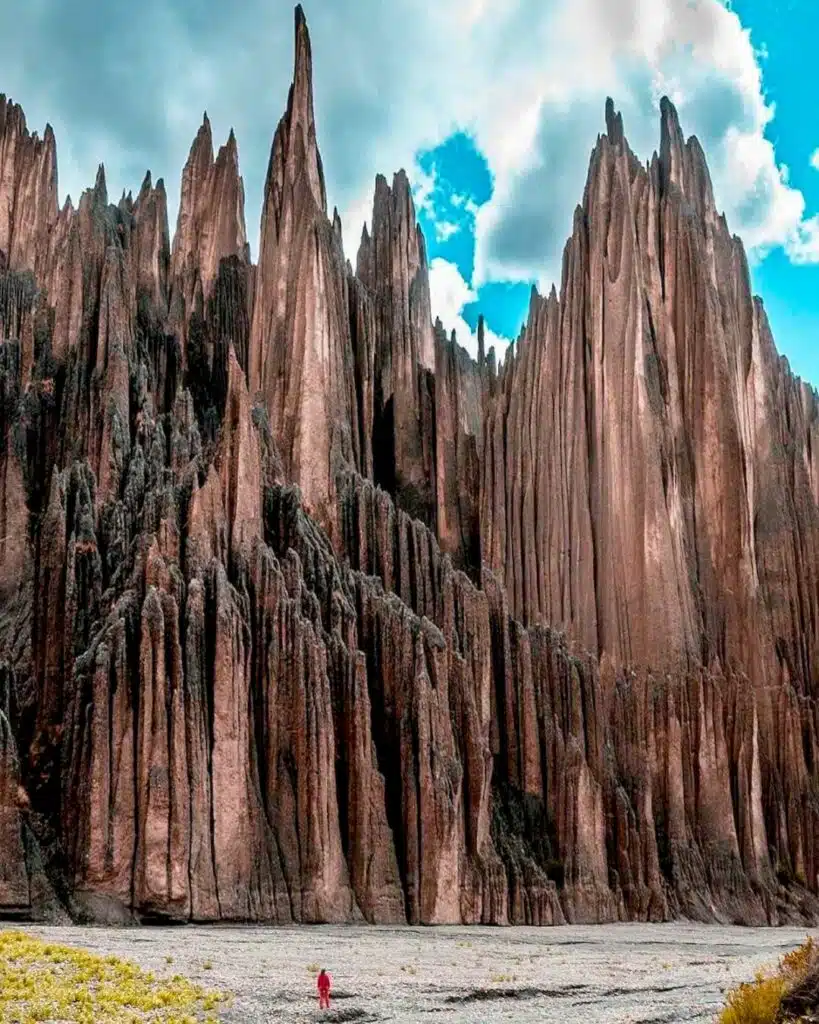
xmin=0 ymin=7 xmax=816 ymax=927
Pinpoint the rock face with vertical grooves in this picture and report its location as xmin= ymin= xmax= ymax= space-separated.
xmin=248 ymin=6 xmax=360 ymax=535
xmin=0 ymin=8 xmax=817 ymax=927
xmin=355 ymin=172 xmax=437 ymax=529
xmin=170 ymin=116 xmax=249 ymax=349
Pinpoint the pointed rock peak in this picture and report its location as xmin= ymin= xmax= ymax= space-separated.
xmin=215 ymin=129 xmax=240 ymax=172
xmin=92 ymin=163 xmax=108 ymax=206
xmin=660 ymin=96 xmax=683 ymax=146
xmin=269 ymin=0 xmax=326 ymax=213
xmin=605 ymin=97 xmax=624 ymax=148
xmin=140 ymin=170 xmax=153 ymax=195
xmin=188 ymin=114 xmax=214 ymax=165
xmin=372 ymin=173 xmax=390 ymax=213
xmin=360 ymin=221 xmax=370 ymax=247
xmin=685 ymin=133 xmax=716 ymax=211
xmin=369 ymin=169 xmax=421 ymax=251
xmin=659 ymin=95 xmax=685 ymax=193
xmin=155 ymin=176 xmax=166 ymax=196
xmin=393 ymin=168 xmax=411 ymax=200
xmin=332 ymin=205 xmax=343 ymax=242
xmin=294 ymin=3 xmax=312 ymax=77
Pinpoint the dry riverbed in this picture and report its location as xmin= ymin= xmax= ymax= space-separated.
xmin=5 ymin=922 xmax=817 ymax=1023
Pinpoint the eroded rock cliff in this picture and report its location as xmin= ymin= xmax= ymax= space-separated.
xmin=0 ymin=6 xmax=816 ymax=927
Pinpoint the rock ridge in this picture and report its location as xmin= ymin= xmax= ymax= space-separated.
xmin=0 ymin=13 xmax=816 ymax=928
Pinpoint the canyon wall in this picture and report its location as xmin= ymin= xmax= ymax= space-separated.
xmin=0 ymin=7 xmax=817 ymax=926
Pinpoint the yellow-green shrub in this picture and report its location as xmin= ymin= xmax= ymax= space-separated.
xmin=0 ymin=930 xmax=229 ymax=1023
xmin=717 ymin=971 xmax=787 ymax=1024
xmin=717 ymin=937 xmax=817 ymax=1024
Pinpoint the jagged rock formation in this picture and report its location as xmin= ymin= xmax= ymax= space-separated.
xmin=248 ymin=7 xmax=359 ymax=535
xmin=0 ymin=7 xmax=816 ymax=928
xmin=481 ymin=96 xmax=819 ymax=912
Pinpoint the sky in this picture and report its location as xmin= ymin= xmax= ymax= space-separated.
xmin=1 ymin=0 xmax=817 ymax=382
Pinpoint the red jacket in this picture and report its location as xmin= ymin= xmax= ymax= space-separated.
xmin=318 ymin=972 xmax=332 ymax=994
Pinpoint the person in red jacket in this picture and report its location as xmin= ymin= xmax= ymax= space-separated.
xmin=317 ymin=967 xmax=332 ymax=1009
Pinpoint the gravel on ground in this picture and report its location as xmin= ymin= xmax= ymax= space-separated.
xmin=6 ymin=922 xmax=817 ymax=1023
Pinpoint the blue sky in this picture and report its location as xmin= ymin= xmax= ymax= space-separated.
xmin=1 ymin=0 xmax=817 ymax=383
xmin=415 ymin=0 xmax=819 ymax=381
xmin=729 ymin=0 xmax=819 ymax=385
xmin=414 ymin=134 xmax=532 ymax=348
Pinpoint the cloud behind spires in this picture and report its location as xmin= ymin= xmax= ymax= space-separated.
xmin=1 ymin=0 xmax=817 ymax=323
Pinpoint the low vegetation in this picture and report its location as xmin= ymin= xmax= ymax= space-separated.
xmin=0 ymin=930 xmax=228 ymax=1023
xmin=718 ymin=937 xmax=818 ymax=1024
xmin=490 ymin=972 xmax=517 ymax=984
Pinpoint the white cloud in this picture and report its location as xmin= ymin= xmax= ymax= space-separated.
xmin=408 ymin=156 xmax=477 ymax=244
xmin=410 ymin=160 xmax=437 ymax=222
xmin=787 ymin=216 xmax=819 ymax=265
xmin=811 ymin=149 xmax=819 ymax=172
xmin=434 ymin=220 xmax=461 ymax=242
xmin=428 ymin=257 xmax=510 ymax=360
xmin=467 ymin=0 xmax=819 ymax=283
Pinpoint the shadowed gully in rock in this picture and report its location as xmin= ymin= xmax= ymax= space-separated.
xmin=0 ymin=6 xmax=817 ymax=928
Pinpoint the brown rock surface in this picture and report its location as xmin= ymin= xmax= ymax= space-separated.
xmin=0 ymin=11 xmax=816 ymax=930
xmin=170 ymin=118 xmax=249 ymax=347
xmin=248 ymin=5 xmax=359 ymax=532
xmin=0 ymin=671 xmax=29 ymax=915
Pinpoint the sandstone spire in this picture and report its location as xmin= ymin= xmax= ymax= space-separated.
xmin=170 ymin=114 xmax=249 ymax=342
xmin=248 ymin=3 xmax=358 ymax=530
xmin=0 ymin=98 xmax=59 ymax=275
xmin=356 ymin=170 xmax=437 ymax=526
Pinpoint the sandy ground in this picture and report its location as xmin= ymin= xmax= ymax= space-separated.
xmin=5 ymin=922 xmax=817 ymax=1023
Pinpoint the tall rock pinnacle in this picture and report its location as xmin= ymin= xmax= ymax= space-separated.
xmin=170 ymin=114 xmax=249 ymax=343
xmin=248 ymin=4 xmax=358 ymax=530
xmin=0 ymin=97 xmax=59 ymax=274
xmin=356 ymin=170 xmax=437 ymax=527
xmin=291 ymin=4 xmax=327 ymax=212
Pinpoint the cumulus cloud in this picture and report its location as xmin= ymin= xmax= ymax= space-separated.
xmin=428 ymin=258 xmax=510 ymax=360
xmin=471 ymin=0 xmax=817 ymax=285
xmin=0 ymin=0 xmax=463 ymax=241
xmin=434 ymin=221 xmax=462 ymax=242
xmin=811 ymin=149 xmax=819 ymax=172
xmin=787 ymin=217 xmax=819 ymax=265
xmin=1 ymin=0 xmax=817 ymax=290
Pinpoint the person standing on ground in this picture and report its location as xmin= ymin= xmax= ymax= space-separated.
xmin=317 ymin=967 xmax=332 ymax=1009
